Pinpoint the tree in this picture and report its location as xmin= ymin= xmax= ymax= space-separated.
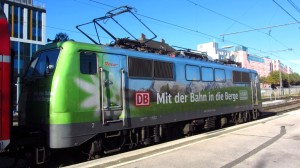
xmin=267 ymin=71 xmax=280 ymax=84
xmin=261 ymin=71 xmax=300 ymax=87
xmin=53 ymin=32 xmax=69 ymax=42
xmin=288 ymin=73 xmax=300 ymax=85
xmin=260 ymin=76 xmax=268 ymax=84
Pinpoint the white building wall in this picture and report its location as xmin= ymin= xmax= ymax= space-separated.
xmin=197 ymin=42 xmax=234 ymax=61
xmin=42 ymin=12 xmax=46 ymax=44
xmin=197 ymin=42 xmax=218 ymax=60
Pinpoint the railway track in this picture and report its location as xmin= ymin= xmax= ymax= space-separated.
xmin=262 ymin=98 xmax=300 ymax=114
xmin=5 ymin=99 xmax=300 ymax=168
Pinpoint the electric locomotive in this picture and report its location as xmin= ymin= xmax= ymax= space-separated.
xmin=17 ymin=6 xmax=262 ymax=162
xmin=0 ymin=6 xmax=262 ymax=166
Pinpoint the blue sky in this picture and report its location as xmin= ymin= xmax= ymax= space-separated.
xmin=42 ymin=0 xmax=300 ymax=73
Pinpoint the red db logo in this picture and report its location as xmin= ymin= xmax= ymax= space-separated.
xmin=135 ymin=92 xmax=150 ymax=106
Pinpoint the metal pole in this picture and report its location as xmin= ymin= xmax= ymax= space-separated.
xmin=279 ymin=70 xmax=282 ymax=97
xmin=288 ymin=73 xmax=290 ymax=96
xmin=270 ymin=86 xmax=272 ymax=100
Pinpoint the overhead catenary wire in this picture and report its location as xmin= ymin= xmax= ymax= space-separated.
xmin=220 ymin=22 xmax=298 ymax=36
xmin=272 ymin=0 xmax=300 ymax=24
xmin=287 ymin=0 xmax=300 ymax=15
xmin=186 ymin=0 xmax=297 ymax=52
xmin=185 ymin=0 xmax=300 ymax=66
xmin=55 ymin=0 xmax=300 ymax=68
xmin=88 ymin=0 xmax=299 ymax=66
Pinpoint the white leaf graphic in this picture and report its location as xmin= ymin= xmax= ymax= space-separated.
xmin=74 ymin=76 xmax=100 ymax=117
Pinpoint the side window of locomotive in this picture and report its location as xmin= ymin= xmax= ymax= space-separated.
xmin=201 ymin=67 xmax=213 ymax=82
xmin=128 ymin=57 xmax=174 ymax=80
xmin=233 ymin=71 xmax=250 ymax=83
xmin=242 ymin=72 xmax=250 ymax=82
xmin=80 ymin=52 xmax=97 ymax=74
xmin=31 ymin=49 xmax=60 ymax=77
xmin=128 ymin=57 xmax=153 ymax=78
xmin=233 ymin=71 xmax=242 ymax=83
xmin=214 ymin=69 xmax=226 ymax=82
xmin=185 ymin=65 xmax=200 ymax=81
xmin=154 ymin=61 xmax=174 ymax=80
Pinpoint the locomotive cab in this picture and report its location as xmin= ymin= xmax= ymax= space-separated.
xmin=19 ymin=43 xmax=60 ymax=129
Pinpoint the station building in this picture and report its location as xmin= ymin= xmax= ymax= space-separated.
xmin=197 ymin=42 xmax=233 ymax=61
xmin=1 ymin=0 xmax=46 ymax=110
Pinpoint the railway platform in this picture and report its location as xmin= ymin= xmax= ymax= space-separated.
xmin=67 ymin=109 xmax=300 ymax=168
xmin=262 ymin=99 xmax=286 ymax=107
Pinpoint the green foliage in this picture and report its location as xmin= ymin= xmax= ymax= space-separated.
xmin=54 ymin=32 xmax=69 ymax=42
xmin=260 ymin=76 xmax=268 ymax=83
xmin=268 ymin=71 xmax=281 ymax=84
xmin=260 ymin=71 xmax=300 ymax=86
xmin=289 ymin=73 xmax=300 ymax=85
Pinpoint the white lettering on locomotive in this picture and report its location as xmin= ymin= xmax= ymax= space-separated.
xmin=190 ymin=92 xmax=207 ymax=102
xmin=157 ymin=92 xmax=172 ymax=104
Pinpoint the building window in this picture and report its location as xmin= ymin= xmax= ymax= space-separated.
xmin=32 ymin=10 xmax=37 ymax=40
xmin=27 ymin=9 xmax=38 ymax=40
xmin=13 ymin=6 xmax=19 ymax=38
xmin=185 ymin=65 xmax=200 ymax=81
xmin=27 ymin=9 xmax=31 ymax=40
xmin=20 ymin=8 xmax=23 ymax=38
xmin=201 ymin=67 xmax=213 ymax=81
xmin=80 ymin=52 xmax=97 ymax=75
xmin=7 ymin=5 xmax=23 ymax=38
xmin=37 ymin=11 xmax=42 ymax=41
xmin=214 ymin=69 xmax=225 ymax=82
xmin=9 ymin=5 xmax=12 ymax=36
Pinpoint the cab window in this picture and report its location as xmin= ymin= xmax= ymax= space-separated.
xmin=26 ymin=48 xmax=60 ymax=77
xmin=80 ymin=52 xmax=97 ymax=74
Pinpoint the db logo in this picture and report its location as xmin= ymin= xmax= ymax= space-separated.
xmin=135 ymin=92 xmax=150 ymax=106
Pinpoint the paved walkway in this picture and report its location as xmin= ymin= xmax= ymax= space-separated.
xmin=262 ymin=99 xmax=286 ymax=107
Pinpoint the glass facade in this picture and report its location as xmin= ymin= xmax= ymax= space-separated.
xmin=13 ymin=42 xmax=41 ymax=73
xmin=3 ymin=1 xmax=46 ymax=109
xmin=7 ymin=5 xmax=22 ymax=38
xmin=27 ymin=9 xmax=42 ymax=41
xmin=247 ymin=55 xmax=265 ymax=63
xmin=38 ymin=11 xmax=42 ymax=41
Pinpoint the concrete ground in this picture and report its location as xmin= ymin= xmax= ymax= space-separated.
xmin=68 ymin=109 xmax=300 ymax=168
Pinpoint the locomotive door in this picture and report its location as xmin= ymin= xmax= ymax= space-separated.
xmin=99 ymin=53 xmax=126 ymax=125
xmin=251 ymin=73 xmax=259 ymax=106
